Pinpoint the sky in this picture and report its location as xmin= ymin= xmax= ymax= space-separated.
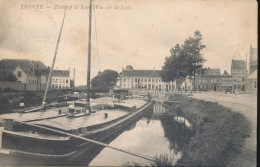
xmin=0 ymin=0 xmax=257 ymax=86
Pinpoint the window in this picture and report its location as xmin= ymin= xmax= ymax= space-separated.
xmin=123 ymin=78 xmax=126 ymax=82
xmin=66 ymin=79 xmax=68 ymax=83
xmin=63 ymin=79 xmax=65 ymax=83
xmin=135 ymin=78 xmax=137 ymax=82
xmin=145 ymin=79 xmax=147 ymax=82
xmin=17 ymin=71 xmax=22 ymax=77
xmin=254 ymin=81 xmax=257 ymax=88
xmin=148 ymin=79 xmax=151 ymax=82
xmin=152 ymin=79 xmax=154 ymax=83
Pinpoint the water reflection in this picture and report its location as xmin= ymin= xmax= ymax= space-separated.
xmin=90 ymin=102 xmax=193 ymax=166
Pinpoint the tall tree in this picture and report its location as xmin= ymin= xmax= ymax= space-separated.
xmin=91 ymin=69 xmax=118 ymax=89
xmin=183 ymin=31 xmax=206 ymax=90
xmin=161 ymin=31 xmax=206 ymax=91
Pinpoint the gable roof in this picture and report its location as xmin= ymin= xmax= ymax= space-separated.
xmin=52 ymin=70 xmax=70 ymax=77
xmin=231 ymin=60 xmax=246 ymax=69
xmin=248 ymin=70 xmax=257 ymax=79
xmin=122 ymin=70 xmax=161 ymax=77
xmin=0 ymin=59 xmax=48 ymax=76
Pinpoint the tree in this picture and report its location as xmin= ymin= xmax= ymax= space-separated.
xmin=161 ymin=31 xmax=206 ymax=91
xmin=183 ymin=31 xmax=206 ymax=90
xmin=91 ymin=69 xmax=118 ymax=89
xmin=126 ymin=65 xmax=133 ymax=70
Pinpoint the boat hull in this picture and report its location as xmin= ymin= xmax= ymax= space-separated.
xmin=0 ymin=101 xmax=153 ymax=166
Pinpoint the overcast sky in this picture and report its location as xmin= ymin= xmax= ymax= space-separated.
xmin=0 ymin=0 xmax=257 ymax=86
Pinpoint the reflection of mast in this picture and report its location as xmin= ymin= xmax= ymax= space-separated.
xmin=42 ymin=11 xmax=66 ymax=105
xmin=87 ymin=0 xmax=93 ymax=103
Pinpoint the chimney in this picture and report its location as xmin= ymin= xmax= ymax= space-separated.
xmin=73 ymin=67 xmax=75 ymax=82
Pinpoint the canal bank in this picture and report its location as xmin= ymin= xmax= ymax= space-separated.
xmin=191 ymin=92 xmax=257 ymax=167
xmin=164 ymin=93 xmax=251 ymax=166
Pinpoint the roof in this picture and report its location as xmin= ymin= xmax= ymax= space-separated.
xmin=0 ymin=59 xmax=48 ymax=76
xmin=52 ymin=70 xmax=70 ymax=77
xmin=203 ymin=68 xmax=220 ymax=76
xmin=248 ymin=70 xmax=257 ymax=79
xmin=231 ymin=60 xmax=246 ymax=69
xmin=122 ymin=70 xmax=161 ymax=77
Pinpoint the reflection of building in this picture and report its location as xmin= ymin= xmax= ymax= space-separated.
xmin=231 ymin=60 xmax=246 ymax=92
xmin=51 ymin=70 xmax=70 ymax=89
xmin=245 ymin=70 xmax=257 ymax=93
xmin=120 ymin=68 xmax=176 ymax=92
xmin=249 ymin=45 xmax=258 ymax=74
xmin=0 ymin=59 xmax=48 ymax=91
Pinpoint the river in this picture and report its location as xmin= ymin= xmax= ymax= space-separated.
xmin=90 ymin=102 xmax=193 ymax=166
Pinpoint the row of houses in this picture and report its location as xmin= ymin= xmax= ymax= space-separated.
xmin=0 ymin=59 xmax=72 ymax=91
xmin=119 ymin=45 xmax=257 ymax=93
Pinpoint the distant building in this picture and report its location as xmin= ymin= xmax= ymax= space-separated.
xmin=220 ymin=70 xmax=233 ymax=92
xmin=0 ymin=59 xmax=48 ymax=91
xmin=51 ymin=70 xmax=70 ymax=89
xmin=245 ymin=70 xmax=257 ymax=93
xmin=231 ymin=60 xmax=247 ymax=92
xmin=198 ymin=68 xmax=222 ymax=91
xmin=249 ymin=45 xmax=258 ymax=74
xmin=120 ymin=68 xmax=176 ymax=92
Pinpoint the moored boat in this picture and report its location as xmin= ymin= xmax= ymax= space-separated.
xmin=0 ymin=98 xmax=153 ymax=165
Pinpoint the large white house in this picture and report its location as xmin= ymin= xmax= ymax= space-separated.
xmin=120 ymin=69 xmax=176 ymax=92
xmin=51 ymin=70 xmax=70 ymax=89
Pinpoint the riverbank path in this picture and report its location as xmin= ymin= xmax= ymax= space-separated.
xmin=191 ymin=91 xmax=257 ymax=167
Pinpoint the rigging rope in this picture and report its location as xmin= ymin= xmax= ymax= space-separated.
xmin=93 ymin=0 xmax=104 ymax=109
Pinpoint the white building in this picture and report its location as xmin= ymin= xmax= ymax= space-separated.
xmin=120 ymin=69 xmax=176 ymax=92
xmin=51 ymin=70 xmax=70 ymax=89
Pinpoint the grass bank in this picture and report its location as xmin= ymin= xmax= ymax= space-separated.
xmin=167 ymin=94 xmax=251 ymax=166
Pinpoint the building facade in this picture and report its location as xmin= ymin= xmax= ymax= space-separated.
xmin=231 ymin=60 xmax=247 ymax=92
xmin=249 ymin=45 xmax=258 ymax=74
xmin=245 ymin=70 xmax=257 ymax=93
xmin=198 ymin=68 xmax=222 ymax=91
xmin=120 ymin=69 xmax=176 ymax=92
xmin=0 ymin=59 xmax=48 ymax=91
xmin=51 ymin=70 xmax=70 ymax=89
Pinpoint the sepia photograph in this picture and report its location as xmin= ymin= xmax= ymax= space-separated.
xmin=0 ymin=0 xmax=257 ymax=166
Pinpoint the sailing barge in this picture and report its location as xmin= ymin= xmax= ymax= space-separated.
xmin=0 ymin=0 xmax=153 ymax=165
xmin=0 ymin=98 xmax=153 ymax=165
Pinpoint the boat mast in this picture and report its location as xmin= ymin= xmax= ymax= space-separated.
xmin=42 ymin=11 xmax=66 ymax=106
xmin=87 ymin=0 xmax=93 ymax=103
